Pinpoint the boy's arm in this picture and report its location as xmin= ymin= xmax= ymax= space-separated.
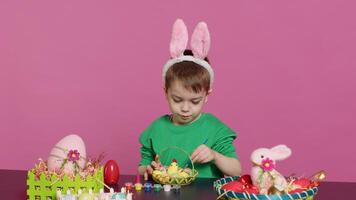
xmin=212 ymin=125 xmax=241 ymax=176
xmin=138 ymin=165 xmax=147 ymax=175
xmin=191 ymin=144 xmax=242 ymax=176
xmin=192 ymin=125 xmax=241 ymax=176
xmin=138 ymin=144 xmax=154 ymax=176
xmin=137 ymin=166 xmax=150 ymax=181
xmin=138 ymin=126 xmax=155 ymax=175
xmin=213 ymin=150 xmax=242 ymax=176
xmin=138 ymin=165 xmax=148 ymax=178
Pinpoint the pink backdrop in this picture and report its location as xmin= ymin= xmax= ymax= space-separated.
xmin=1 ymin=1 xmax=355 ymax=182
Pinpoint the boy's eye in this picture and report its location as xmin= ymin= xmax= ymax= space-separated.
xmin=173 ymin=99 xmax=182 ymax=103
xmin=191 ymin=100 xmax=201 ymax=105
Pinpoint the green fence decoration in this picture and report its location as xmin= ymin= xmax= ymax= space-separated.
xmin=26 ymin=167 xmax=104 ymax=200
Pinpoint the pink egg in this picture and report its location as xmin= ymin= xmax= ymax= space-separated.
xmin=47 ymin=134 xmax=86 ymax=175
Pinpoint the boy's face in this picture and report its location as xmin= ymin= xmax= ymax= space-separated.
xmin=165 ymin=80 xmax=209 ymax=125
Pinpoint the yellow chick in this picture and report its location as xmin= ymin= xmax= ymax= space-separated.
xmin=152 ymin=170 xmax=162 ymax=176
xmin=177 ymin=169 xmax=189 ymax=178
xmin=167 ymin=159 xmax=179 ymax=177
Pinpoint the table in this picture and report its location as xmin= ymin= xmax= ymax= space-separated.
xmin=0 ymin=170 xmax=353 ymax=199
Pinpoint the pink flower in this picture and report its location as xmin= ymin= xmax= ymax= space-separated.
xmin=67 ymin=149 xmax=80 ymax=162
xmin=261 ymin=158 xmax=275 ymax=172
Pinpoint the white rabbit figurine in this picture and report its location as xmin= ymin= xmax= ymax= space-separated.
xmin=250 ymin=145 xmax=292 ymax=194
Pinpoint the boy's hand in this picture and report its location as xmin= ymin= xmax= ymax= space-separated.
xmin=191 ymin=144 xmax=216 ymax=164
xmin=144 ymin=155 xmax=163 ymax=180
xmin=148 ymin=155 xmax=163 ymax=172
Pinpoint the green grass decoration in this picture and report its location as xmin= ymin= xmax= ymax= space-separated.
xmin=26 ymin=167 xmax=103 ymax=200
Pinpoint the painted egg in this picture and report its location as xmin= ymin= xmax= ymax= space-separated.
xmin=293 ymin=178 xmax=311 ymax=188
xmin=222 ymin=180 xmax=259 ymax=194
xmin=221 ymin=181 xmax=245 ymax=192
xmin=238 ymin=174 xmax=253 ymax=185
xmin=47 ymin=134 xmax=86 ymax=175
xmin=104 ymin=160 xmax=120 ymax=185
xmin=245 ymin=185 xmax=259 ymax=194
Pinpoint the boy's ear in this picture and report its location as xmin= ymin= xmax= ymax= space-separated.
xmin=204 ymin=89 xmax=213 ymax=103
xmin=163 ymin=87 xmax=167 ymax=94
xmin=163 ymin=87 xmax=169 ymax=99
xmin=208 ymin=89 xmax=213 ymax=95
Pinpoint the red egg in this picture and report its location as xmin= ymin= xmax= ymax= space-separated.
xmin=310 ymin=181 xmax=320 ymax=187
xmin=245 ymin=185 xmax=260 ymax=194
xmin=293 ymin=178 xmax=311 ymax=188
xmin=104 ymin=160 xmax=120 ymax=185
xmin=238 ymin=174 xmax=253 ymax=185
xmin=221 ymin=181 xmax=245 ymax=192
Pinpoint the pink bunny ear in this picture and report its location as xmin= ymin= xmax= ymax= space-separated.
xmin=170 ymin=19 xmax=188 ymax=58
xmin=190 ymin=21 xmax=211 ymax=59
xmin=270 ymin=145 xmax=292 ymax=161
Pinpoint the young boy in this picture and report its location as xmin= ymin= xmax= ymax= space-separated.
xmin=138 ymin=19 xmax=241 ymax=178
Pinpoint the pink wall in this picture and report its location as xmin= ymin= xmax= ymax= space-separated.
xmin=1 ymin=1 xmax=355 ymax=182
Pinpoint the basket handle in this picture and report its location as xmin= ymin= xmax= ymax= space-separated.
xmin=158 ymin=146 xmax=195 ymax=172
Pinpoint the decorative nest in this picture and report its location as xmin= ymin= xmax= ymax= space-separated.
xmin=152 ymin=169 xmax=198 ymax=185
xmin=151 ymin=146 xmax=198 ymax=185
xmin=214 ymin=176 xmax=318 ymax=200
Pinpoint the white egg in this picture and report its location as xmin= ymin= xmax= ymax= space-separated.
xmin=47 ymin=134 xmax=86 ymax=175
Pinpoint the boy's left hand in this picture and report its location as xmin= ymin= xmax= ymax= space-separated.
xmin=191 ymin=144 xmax=216 ymax=164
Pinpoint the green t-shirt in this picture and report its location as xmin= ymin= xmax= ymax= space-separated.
xmin=139 ymin=112 xmax=238 ymax=178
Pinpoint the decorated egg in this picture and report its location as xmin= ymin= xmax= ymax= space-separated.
xmin=47 ymin=134 xmax=86 ymax=175
xmin=287 ymin=178 xmax=313 ymax=194
xmin=244 ymin=185 xmax=259 ymax=194
xmin=221 ymin=181 xmax=245 ymax=192
xmin=293 ymin=178 xmax=311 ymax=188
xmin=222 ymin=175 xmax=260 ymax=194
xmin=104 ymin=160 xmax=120 ymax=185
xmin=238 ymin=174 xmax=253 ymax=185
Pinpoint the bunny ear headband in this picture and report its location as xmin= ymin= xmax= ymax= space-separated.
xmin=162 ymin=19 xmax=214 ymax=88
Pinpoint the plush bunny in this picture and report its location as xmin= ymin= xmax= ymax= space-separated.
xmin=250 ymin=145 xmax=292 ymax=194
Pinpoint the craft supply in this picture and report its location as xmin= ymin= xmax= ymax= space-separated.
xmin=144 ymin=182 xmax=152 ymax=192
xmin=163 ymin=184 xmax=171 ymax=192
xmin=153 ymin=184 xmax=162 ymax=192
xmin=134 ymin=174 xmax=143 ymax=191
xmin=126 ymin=192 xmax=133 ymax=200
xmin=120 ymin=187 xmax=126 ymax=194
xmin=134 ymin=182 xmax=143 ymax=191
xmin=172 ymin=185 xmax=181 ymax=193
xmin=125 ymin=182 xmax=133 ymax=191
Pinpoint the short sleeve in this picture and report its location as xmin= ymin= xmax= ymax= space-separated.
xmin=211 ymin=127 xmax=238 ymax=159
xmin=138 ymin=125 xmax=155 ymax=166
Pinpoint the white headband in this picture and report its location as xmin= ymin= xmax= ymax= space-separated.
xmin=162 ymin=19 xmax=214 ymax=88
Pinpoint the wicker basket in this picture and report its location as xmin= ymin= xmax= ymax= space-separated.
xmin=152 ymin=146 xmax=198 ymax=185
xmin=214 ymin=176 xmax=318 ymax=200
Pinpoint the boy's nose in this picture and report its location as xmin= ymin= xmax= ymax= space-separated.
xmin=181 ymin=102 xmax=189 ymax=112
